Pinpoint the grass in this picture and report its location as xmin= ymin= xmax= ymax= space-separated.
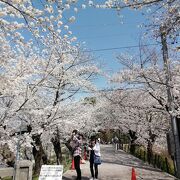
xmin=2 ymin=177 xmax=13 ymax=180
xmin=63 ymin=158 xmax=72 ymax=172
xmin=30 ymin=158 xmax=71 ymax=180
xmin=32 ymin=175 xmax=39 ymax=180
xmin=31 ymin=153 xmax=72 ymax=179
xmin=1 ymin=158 xmax=71 ymax=180
xmin=2 ymin=147 xmax=72 ymax=180
xmin=1 ymin=176 xmax=38 ymax=180
xmin=125 ymin=144 xmax=175 ymax=176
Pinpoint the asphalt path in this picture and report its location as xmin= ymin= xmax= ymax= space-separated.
xmin=63 ymin=145 xmax=178 ymax=180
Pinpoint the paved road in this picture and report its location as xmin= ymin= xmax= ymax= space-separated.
xmin=63 ymin=145 xmax=178 ymax=180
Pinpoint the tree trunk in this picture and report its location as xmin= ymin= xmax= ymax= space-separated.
xmin=128 ymin=130 xmax=138 ymax=154
xmin=64 ymin=138 xmax=73 ymax=157
xmin=51 ymin=127 xmax=62 ymax=165
xmin=42 ymin=150 xmax=48 ymax=165
xmin=118 ymin=129 xmax=122 ymax=149
xmin=32 ymin=134 xmax=44 ymax=175
xmin=147 ymin=140 xmax=153 ymax=164
xmin=147 ymin=127 xmax=156 ymax=164
xmin=52 ymin=139 xmax=62 ymax=165
xmin=130 ymin=140 xmax=136 ymax=154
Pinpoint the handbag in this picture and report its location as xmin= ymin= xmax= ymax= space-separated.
xmin=94 ymin=154 xmax=101 ymax=165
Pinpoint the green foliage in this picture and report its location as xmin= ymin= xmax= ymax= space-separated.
xmin=127 ymin=144 xmax=175 ymax=176
xmin=2 ymin=177 xmax=12 ymax=180
xmin=98 ymin=129 xmax=130 ymax=144
xmin=63 ymin=158 xmax=72 ymax=172
xmin=32 ymin=176 xmax=39 ymax=180
xmin=83 ymin=97 xmax=96 ymax=106
xmin=169 ymin=160 xmax=175 ymax=175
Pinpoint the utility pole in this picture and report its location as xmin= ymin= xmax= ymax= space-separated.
xmin=160 ymin=25 xmax=180 ymax=178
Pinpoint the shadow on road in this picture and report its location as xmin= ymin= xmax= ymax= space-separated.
xmin=102 ymin=159 xmax=162 ymax=172
xmin=101 ymin=146 xmax=167 ymax=173
xmin=62 ymin=145 xmax=177 ymax=180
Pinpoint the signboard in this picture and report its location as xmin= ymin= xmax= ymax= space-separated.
xmin=39 ymin=165 xmax=63 ymax=180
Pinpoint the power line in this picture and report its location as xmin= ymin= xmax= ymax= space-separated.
xmin=83 ymin=43 xmax=159 ymax=52
xmin=79 ymin=33 xmax=135 ymax=40
xmin=72 ymin=22 xmax=142 ymax=29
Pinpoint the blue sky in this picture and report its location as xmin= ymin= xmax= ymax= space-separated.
xmin=69 ymin=6 xmax=151 ymax=90
xmin=16 ymin=2 xmax=157 ymax=94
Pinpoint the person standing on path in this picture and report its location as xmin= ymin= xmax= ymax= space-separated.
xmin=88 ymin=137 xmax=101 ymax=180
xmin=71 ymin=130 xmax=82 ymax=180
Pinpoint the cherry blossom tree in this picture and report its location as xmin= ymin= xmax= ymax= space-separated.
xmin=0 ymin=23 xmax=99 ymax=174
xmin=0 ymin=0 xmax=179 ymax=176
xmin=110 ymin=40 xmax=180 ymax=173
xmin=100 ymin=89 xmax=170 ymax=153
xmin=0 ymin=0 xmax=101 ymax=174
